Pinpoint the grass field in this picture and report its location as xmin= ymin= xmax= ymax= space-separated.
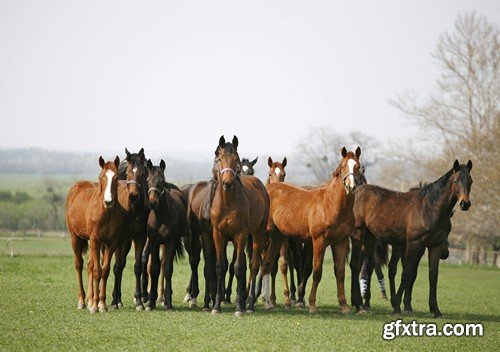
xmin=0 ymin=250 xmax=498 ymax=352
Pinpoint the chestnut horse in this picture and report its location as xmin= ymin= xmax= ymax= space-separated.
xmin=211 ymin=135 xmax=270 ymax=316
xmin=111 ymin=148 xmax=149 ymax=310
xmin=351 ymin=159 xmax=473 ymax=317
xmin=143 ymin=159 xmax=187 ymax=310
xmin=66 ymin=156 xmax=124 ymax=313
xmin=262 ymin=147 xmax=363 ymax=313
xmin=261 ymin=156 xmax=303 ymax=309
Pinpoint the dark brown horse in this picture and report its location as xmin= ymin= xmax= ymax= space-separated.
xmin=210 ymin=136 xmax=270 ymax=316
xmin=143 ymin=159 xmax=187 ymax=310
xmin=66 ymin=156 xmax=124 ymax=313
xmin=351 ymin=159 xmax=473 ymax=317
xmin=111 ymin=148 xmax=149 ymax=310
xmin=262 ymin=147 xmax=363 ymax=313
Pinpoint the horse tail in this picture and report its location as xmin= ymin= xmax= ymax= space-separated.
xmin=246 ymin=234 xmax=253 ymax=256
xmin=174 ymin=235 xmax=185 ymax=262
xmin=376 ymin=242 xmax=389 ymax=267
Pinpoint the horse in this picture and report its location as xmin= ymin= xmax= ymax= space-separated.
xmin=261 ymin=147 xmax=363 ymax=313
xmin=351 ymin=159 xmax=473 ymax=317
xmin=224 ymin=156 xmax=258 ymax=304
xmin=111 ymin=148 xmax=149 ymax=310
xmin=142 ymin=159 xmax=187 ymax=310
xmin=66 ymin=156 xmax=124 ymax=313
xmin=260 ymin=156 xmax=304 ymax=309
xmin=210 ymin=135 xmax=270 ymax=316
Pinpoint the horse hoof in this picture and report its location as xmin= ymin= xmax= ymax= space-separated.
xmin=403 ymin=309 xmax=413 ymax=314
xmin=99 ymin=306 xmax=108 ymax=313
xmin=164 ymin=306 xmax=174 ymax=311
xmin=234 ymin=311 xmax=244 ymax=318
xmin=357 ymin=309 xmax=366 ymax=315
xmin=145 ymin=306 xmax=154 ymax=311
xmin=295 ymin=302 xmax=305 ymax=309
xmin=284 ymin=303 xmax=292 ymax=309
xmin=246 ymin=309 xmax=254 ymax=314
xmin=77 ymin=302 xmax=86 ymax=310
xmin=203 ymin=307 xmax=211 ymax=312
xmin=135 ymin=305 xmax=144 ymax=311
xmin=308 ymin=307 xmax=318 ymax=314
xmin=189 ymin=299 xmax=198 ymax=308
xmin=183 ymin=294 xmax=192 ymax=303
xmin=211 ymin=309 xmax=220 ymax=316
xmin=117 ymin=302 xmax=123 ymax=308
xmin=341 ymin=306 xmax=351 ymax=314
xmin=290 ymin=299 xmax=297 ymax=305
xmin=111 ymin=304 xmax=118 ymax=310
xmin=265 ymin=303 xmax=274 ymax=310
xmin=89 ymin=306 xmax=98 ymax=314
xmin=434 ymin=312 xmax=443 ymax=318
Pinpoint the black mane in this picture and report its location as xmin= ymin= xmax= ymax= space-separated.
xmin=411 ymin=169 xmax=454 ymax=204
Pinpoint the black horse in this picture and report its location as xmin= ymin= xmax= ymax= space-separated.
xmin=143 ymin=159 xmax=186 ymax=310
xmin=351 ymin=159 xmax=473 ymax=317
xmin=111 ymin=148 xmax=149 ymax=310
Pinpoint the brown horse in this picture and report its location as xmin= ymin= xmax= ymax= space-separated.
xmin=66 ymin=156 xmax=124 ymax=313
xmin=111 ymin=148 xmax=149 ymax=310
xmin=351 ymin=159 xmax=473 ymax=317
xmin=143 ymin=159 xmax=187 ymax=310
xmin=210 ymin=135 xmax=270 ymax=316
xmin=262 ymin=147 xmax=363 ymax=313
xmin=260 ymin=156 xmax=303 ymax=309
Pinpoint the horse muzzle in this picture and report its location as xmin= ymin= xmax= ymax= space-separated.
xmin=149 ymin=200 xmax=158 ymax=210
xmin=223 ymin=181 xmax=234 ymax=191
xmin=103 ymin=200 xmax=115 ymax=209
xmin=129 ymin=193 xmax=139 ymax=204
xmin=459 ymin=200 xmax=471 ymax=211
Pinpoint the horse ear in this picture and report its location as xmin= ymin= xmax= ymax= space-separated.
xmin=99 ymin=156 xmax=105 ymax=168
xmin=139 ymin=150 xmax=145 ymax=163
xmin=467 ymin=160 xmax=473 ymax=171
xmin=251 ymin=157 xmax=258 ymax=166
xmin=219 ymin=135 xmax=225 ymax=149
xmin=125 ymin=147 xmax=131 ymax=158
xmin=232 ymin=135 xmax=239 ymax=150
xmin=341 ymin=147 xmax=347 ymax=157
xmin=147 ymin=159 xmax=153 ymax=171
xmin=453 ymin=159 xmax=460 ymax=171
xmin=355 ymin=146 xmax=361 ymax=158
xmin=282 ymin=157 xmax=287 ymax=168
xmin=139 ymin=148 xmax=144 ymax=155
xmin=114 ymin=156 xmax=120 ymax=169
xmin=268 ymin=157 xmax=273 ymax=167
xmin=160 ymin=159 xmax=166 ymax=172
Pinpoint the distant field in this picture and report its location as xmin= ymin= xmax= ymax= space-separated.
xmin=0 ymin=251 xmax=498 ymax=351
xmin=0 ymin=173 xmax=92 ymax=197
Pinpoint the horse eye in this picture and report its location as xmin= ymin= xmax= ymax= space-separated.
xmin=453 ymin=180 xmax=458 ymax=184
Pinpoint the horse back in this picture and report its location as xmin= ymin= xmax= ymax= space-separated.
xmin=240 ymin=176 xmax=270 ymax=232
xmin=66 ymin=181 xmax=98 ymax=238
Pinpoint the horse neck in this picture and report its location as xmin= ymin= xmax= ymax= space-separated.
xmin=326 ymin=175 xmax=352 ymax=210
xmin=214 ymin=178 xmax=241 ymax=208
xmin=425 ymin=173 xmax=457 ymax=220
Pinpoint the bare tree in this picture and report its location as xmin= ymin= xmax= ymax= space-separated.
xmin=296 ymin=125 xmax=380 ymax=184
xmin=391 ymin=12 xmax=499 ymax=255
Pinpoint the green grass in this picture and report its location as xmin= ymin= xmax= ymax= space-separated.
xmin=0 ymin=251 xmax=498 ymax=351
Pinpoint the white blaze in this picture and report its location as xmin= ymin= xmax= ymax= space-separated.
xmin=242 ymin=165 xmax=248 ymax=173
xmin=347 ymin=159 xmax=356 ymax=188
xmin=104 ymin=170 xmax=115 ymax=203
xmin=132 ymin=167 xmax=137 ymax=175
xmin=274 ymin=168 xmax=281 ymax=176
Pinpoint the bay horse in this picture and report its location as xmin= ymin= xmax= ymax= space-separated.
xmin=66 ymin=156 xmax=124 ymax=313
xmin=351 ymin=159 xmax=473 ymax=317
xmin=262 ymin=147 xmax=363 ymax=313
xmin=143 ymin=159 xmax=187 ymax=310
xmin=111 ymin=148 xmax=149 ymax=310
xmin=224 ymin=155 xmax=258 ymax=304
xmin=211 ymin=135 xmax=270 ymax=316
xmin=260 ymin=156 xmax=304 ymax=309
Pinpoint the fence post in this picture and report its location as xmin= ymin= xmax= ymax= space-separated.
xmin=7 ymin=239 xmax=13 ymax=258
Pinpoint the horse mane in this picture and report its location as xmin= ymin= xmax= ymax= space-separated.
xmin=411 ymin=169 xmax=454 ymax=204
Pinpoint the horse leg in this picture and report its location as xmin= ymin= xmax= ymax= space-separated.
xmin=71 ymin=235 xmax=86 ymax=309
xmin=332 ymin=239 xmax=351 ymax=313
xmin=374 ymin=253 xmax=387 ymax=300
xmin=363 ymin=254 xmax=374 ymax=309
xmin=133 ymin=236 xmax=146 ymax=310
xmin=290 ymin=240 xmax=302 ymax=304
xmin=186 ymin=234 xmax=201 ymax=307
xmin=201 ymin=231 xmax=216 ymax=311
xmin=158 ymin=244 xmax=166 ymax=305
xmin=163 ymin=239 xmax=176 ymax=310
xmin=402 ymin=246 xmax=425 ymax=313
xmin=247 ymin=230 xmax=270 ymax=313
xmin=297 ymin=239 xmax=312 ymax=309
xmin=99 ymin=240 xmax=118 ymax=313
xmin=392 ymin=243 xmax=424 ymax=314
xmin=86 ymin=255 xmax=93 ymax=309
xmin=224 ymin=246 xmax=237 ymax=304
xmin=141 ymin=237 xmax=151 ymax=303
xmin=112 ymin=240 xmax=131 ymax=309
xmin=212 ymin=229 xmax=228 ymax=314
xmin=88 ymin=237 xmax=102 ymax=314
xmin=260 ymin=231 xmax=283 ymax=310
xmin=279 ymin=241 xmax=292 ymax=308
xmin=307 ymin=237 xmax=326 ymax=314
xmin=388 ymin=245 xmax=400 ymax=302
xmin=349 ymin=237 xmax=363 ymax=312
xmin=145 ymin=239 xmax=160 ymax=311
xmin=270 ymin=255 xmax=278 ymax=307
xmin=428 ymin=245 xmax=442 ymax=317
xmin=233 ymin=233 xmax=247 ymax=316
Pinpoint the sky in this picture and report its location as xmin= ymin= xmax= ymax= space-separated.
xmin=0 ymin=0 xmax=499 ymax=160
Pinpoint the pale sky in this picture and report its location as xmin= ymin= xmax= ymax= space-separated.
xmin=1 ymin=0 xmax=498 ymax=159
